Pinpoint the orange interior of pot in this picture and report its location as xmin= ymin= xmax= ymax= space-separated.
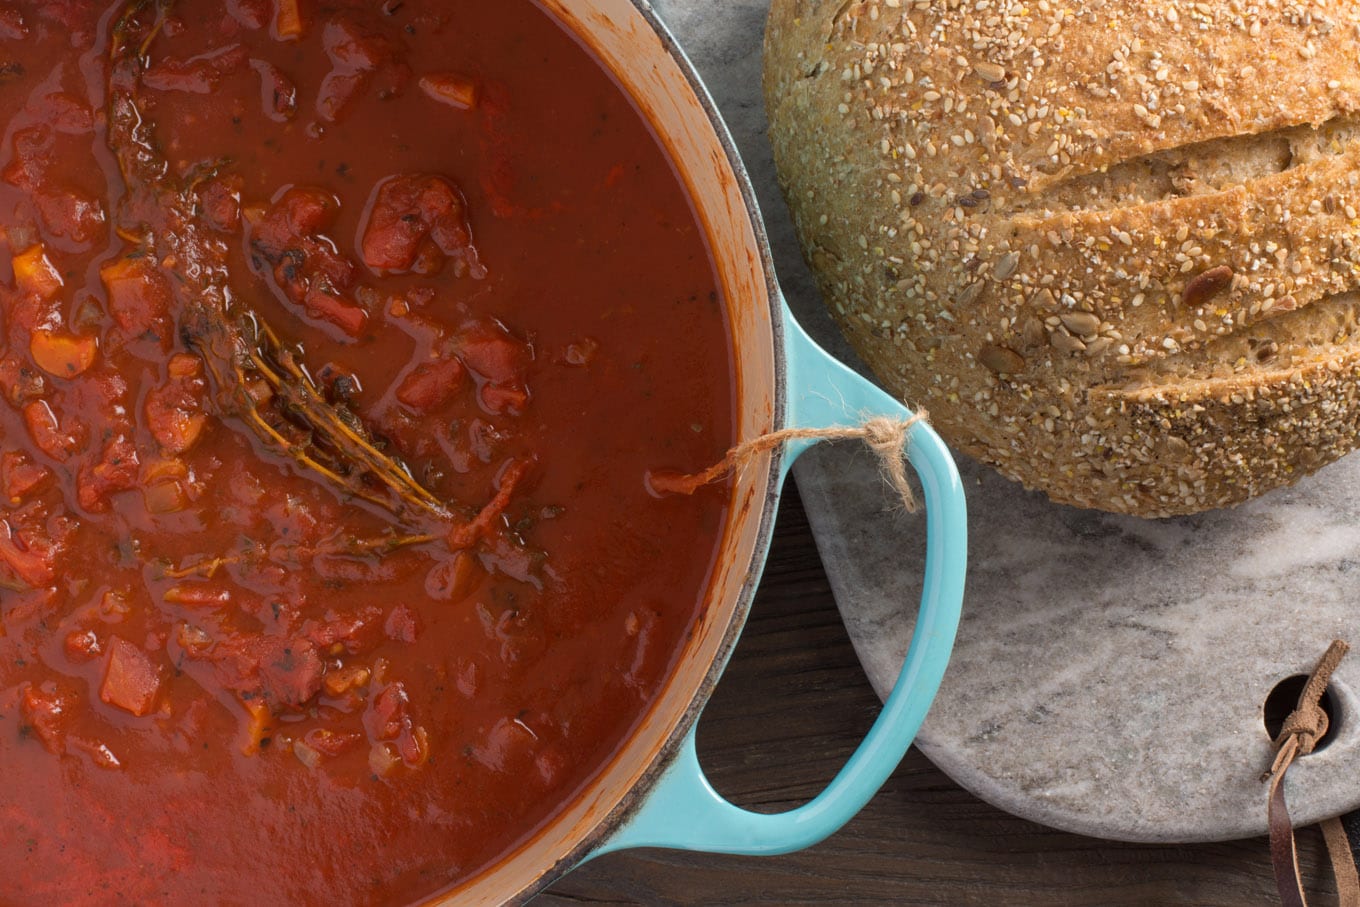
xmin=439 ymin=1 xmax=780 ymax=902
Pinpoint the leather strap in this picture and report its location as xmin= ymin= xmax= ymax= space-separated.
xmin=1323 ymin=817 xmax=1360 ymax=906
xmin=1269 ymin=735 xmax=1306 ymax=907
xmin=1264 ymin=640 xmax=1359 ymax=907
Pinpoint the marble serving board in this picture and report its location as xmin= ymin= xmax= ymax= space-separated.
xmin=663 ymin=0 xmax=1360 ymax=842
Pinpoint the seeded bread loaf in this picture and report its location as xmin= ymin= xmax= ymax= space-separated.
xmin=763 ymin=0 xmax=1360 ymax=516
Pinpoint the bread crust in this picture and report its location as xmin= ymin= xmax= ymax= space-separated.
xmin=763 ymin=0 xmax=1360 ymax=516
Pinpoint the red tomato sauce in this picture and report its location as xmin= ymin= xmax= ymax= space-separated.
xmin=0 ymin=2 xmax=734 ymax=903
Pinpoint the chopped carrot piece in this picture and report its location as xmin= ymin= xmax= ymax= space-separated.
xmin=240 ymin=697 xmax=276 ymax=756
xmin=419 ymin=73 xmax=477 ymax=110
xmin=322 ymin=664 xmax=371 ymax=697
xmin=12 ymin=245 xmax=62 ymax=299
xmin=167 ymin=352 xmax=202 ymax=380
xmin=30 ymin=330 xmax=98 ymax=378
xmin=275 ymin=0 xmax=303 ymax=39
xmin=100 ymin=638 xmax=162 ymax=717
xmin=145 ymin=395 xmax=207 ymax=454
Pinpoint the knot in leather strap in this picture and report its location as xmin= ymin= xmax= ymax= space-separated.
xmin=1278 ymin=702 xmax=1329 ymax=756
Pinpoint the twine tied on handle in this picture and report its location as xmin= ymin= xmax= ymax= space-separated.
xmin=1263 ymin=639 xmax=1360 ymax=907
xmin=650 ymin=410 xmax=929 ymax=512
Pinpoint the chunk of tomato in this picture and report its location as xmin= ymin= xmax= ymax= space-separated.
xmin=394 ymin=357 xmax=464 ymax=413
xmin=20 ymin=684 xmax=71 ymax=754
xmin=359 ymin=174 xmax=480 ymax=277
xmin=99 ymin=638 xmax=163 ymax=717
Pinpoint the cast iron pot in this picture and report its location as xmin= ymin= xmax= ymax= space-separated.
xmin=445 ymin=2 xmax=969 ymax=902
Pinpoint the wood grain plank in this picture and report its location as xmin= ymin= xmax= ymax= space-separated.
xmin=543 ymin=484 xmax=1338 ymax=906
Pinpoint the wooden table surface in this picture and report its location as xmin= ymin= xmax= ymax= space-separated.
xmin=542 ymin=482 xmax=1339 ymax=906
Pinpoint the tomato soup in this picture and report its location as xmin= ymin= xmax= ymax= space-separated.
xmin=0 ymin=1 xmax=733 ymax=903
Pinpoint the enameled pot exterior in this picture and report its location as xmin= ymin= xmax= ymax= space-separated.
xmin=432 ymin=3 xmax=968 ymax=903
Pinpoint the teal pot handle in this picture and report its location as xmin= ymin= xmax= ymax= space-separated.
xmin=597 ymin=307 xmax=967 ymax=857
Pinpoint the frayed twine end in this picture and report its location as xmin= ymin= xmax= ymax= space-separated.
xmin=651 ymin=408 xmax=930 ymax=514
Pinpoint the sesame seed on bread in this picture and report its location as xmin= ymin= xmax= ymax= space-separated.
xmin=763 ymin=0 xmax=1360 ymax=516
